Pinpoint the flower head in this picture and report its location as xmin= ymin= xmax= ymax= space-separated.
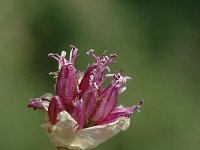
xmin=28 ymin=45 xmax=143 ymax=149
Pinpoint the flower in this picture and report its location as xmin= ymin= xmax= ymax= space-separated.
xmin=28 ymin=45 xmax=143 ymax=150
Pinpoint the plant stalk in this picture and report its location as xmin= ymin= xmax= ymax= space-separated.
xmin=57 ymin=147 xmax=70 ymax=150
xmin=57 ymin=147 xmax=80 ymax=150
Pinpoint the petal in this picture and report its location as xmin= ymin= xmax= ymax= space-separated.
xmin=90 ymin=83 xmax=119 ymax=123
xmin=79 ymin=65 xmax=97 ymax=93
xmin=70 ymin=99 xmax=85 ymax=130
xmin=82 ymin=86 xmax=99 ymax=120
xmin=99 ymin=100 xmax=144 ymax=125
xmin=77 ymin=83 xmax=99 ymax=128
xmin=97 ymin=86 xmax=119 ymax=123
xmin=28 ymin=98 xmax=49 ymax=111
xmin=97 ymin=73 xmax=132 ymax=122
xmin=27 ymin=93 xmax=53 ymax=111
xmin=48 ymin=96 xmax=65 ymax=125
xmin=56 ymin=64 xmax=77 ymax=109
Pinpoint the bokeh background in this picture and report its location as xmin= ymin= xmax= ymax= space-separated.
xmin=0 ymin=1 xmax=200 ymax=150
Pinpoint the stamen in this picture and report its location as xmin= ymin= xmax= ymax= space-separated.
xmin=135 ymin=100 xmax=144 ymax=112
xmin=61 ymin=51 xmax=66 ymax=57
xmin=87 ymin=49 xmax=100 ymax=62
xmin=69 ymin=45 xmax=78 ymax=64
xmin=48 ymin=52 xmax=68 ymax=69
xmin=48 ymin=53 xmax=61 ymax=62
xmin=102 ymin=50 xmax=107 ymax=56
xmin=94 ymin=82 xmax=99 ymax=90
xmin=86 ymin=49 xmax=94 ymax=55
xmin=110 ymin=53 xmax=117 ymax=58
xmin=89 ymin=74 xmax=94 ymax=82
xmin=119 ymin=87 xmax=126 ymax=94
xmin=105 ymin=73 xmax=115 ymax=78
xmin=104 ymin=56 xmax=109 ymax=61
xmin=113 ymin=73 xmax=132 ymax=83
xmin=105 ymin=66 xmax=110 ymax=72
xmin=49 ymin=72 xmax=58 ymax=77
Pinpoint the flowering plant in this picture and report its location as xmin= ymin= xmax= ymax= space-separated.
xmin=28 ymin=45 xmax=143 ymax=150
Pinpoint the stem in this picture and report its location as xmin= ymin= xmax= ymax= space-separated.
xmin=56 ymin=147 xmax=80 ymax=150
xmin=57 ymin=147 xmax=70 ymax=150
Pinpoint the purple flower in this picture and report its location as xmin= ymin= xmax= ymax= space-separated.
xmin=28 ymin=45 xmax=143 ymax=149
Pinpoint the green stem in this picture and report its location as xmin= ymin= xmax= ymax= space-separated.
xmin=56 ymin=147 xmax=80 ymax=150
xmin=57 ymin=147 xmax=70 ymax=150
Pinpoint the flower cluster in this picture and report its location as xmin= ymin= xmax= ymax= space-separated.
xmin=28 ymin=45 xmax=143 ymax=149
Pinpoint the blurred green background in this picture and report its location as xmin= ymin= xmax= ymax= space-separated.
xmin=0 ymin=0 xmax=200 ymax=150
